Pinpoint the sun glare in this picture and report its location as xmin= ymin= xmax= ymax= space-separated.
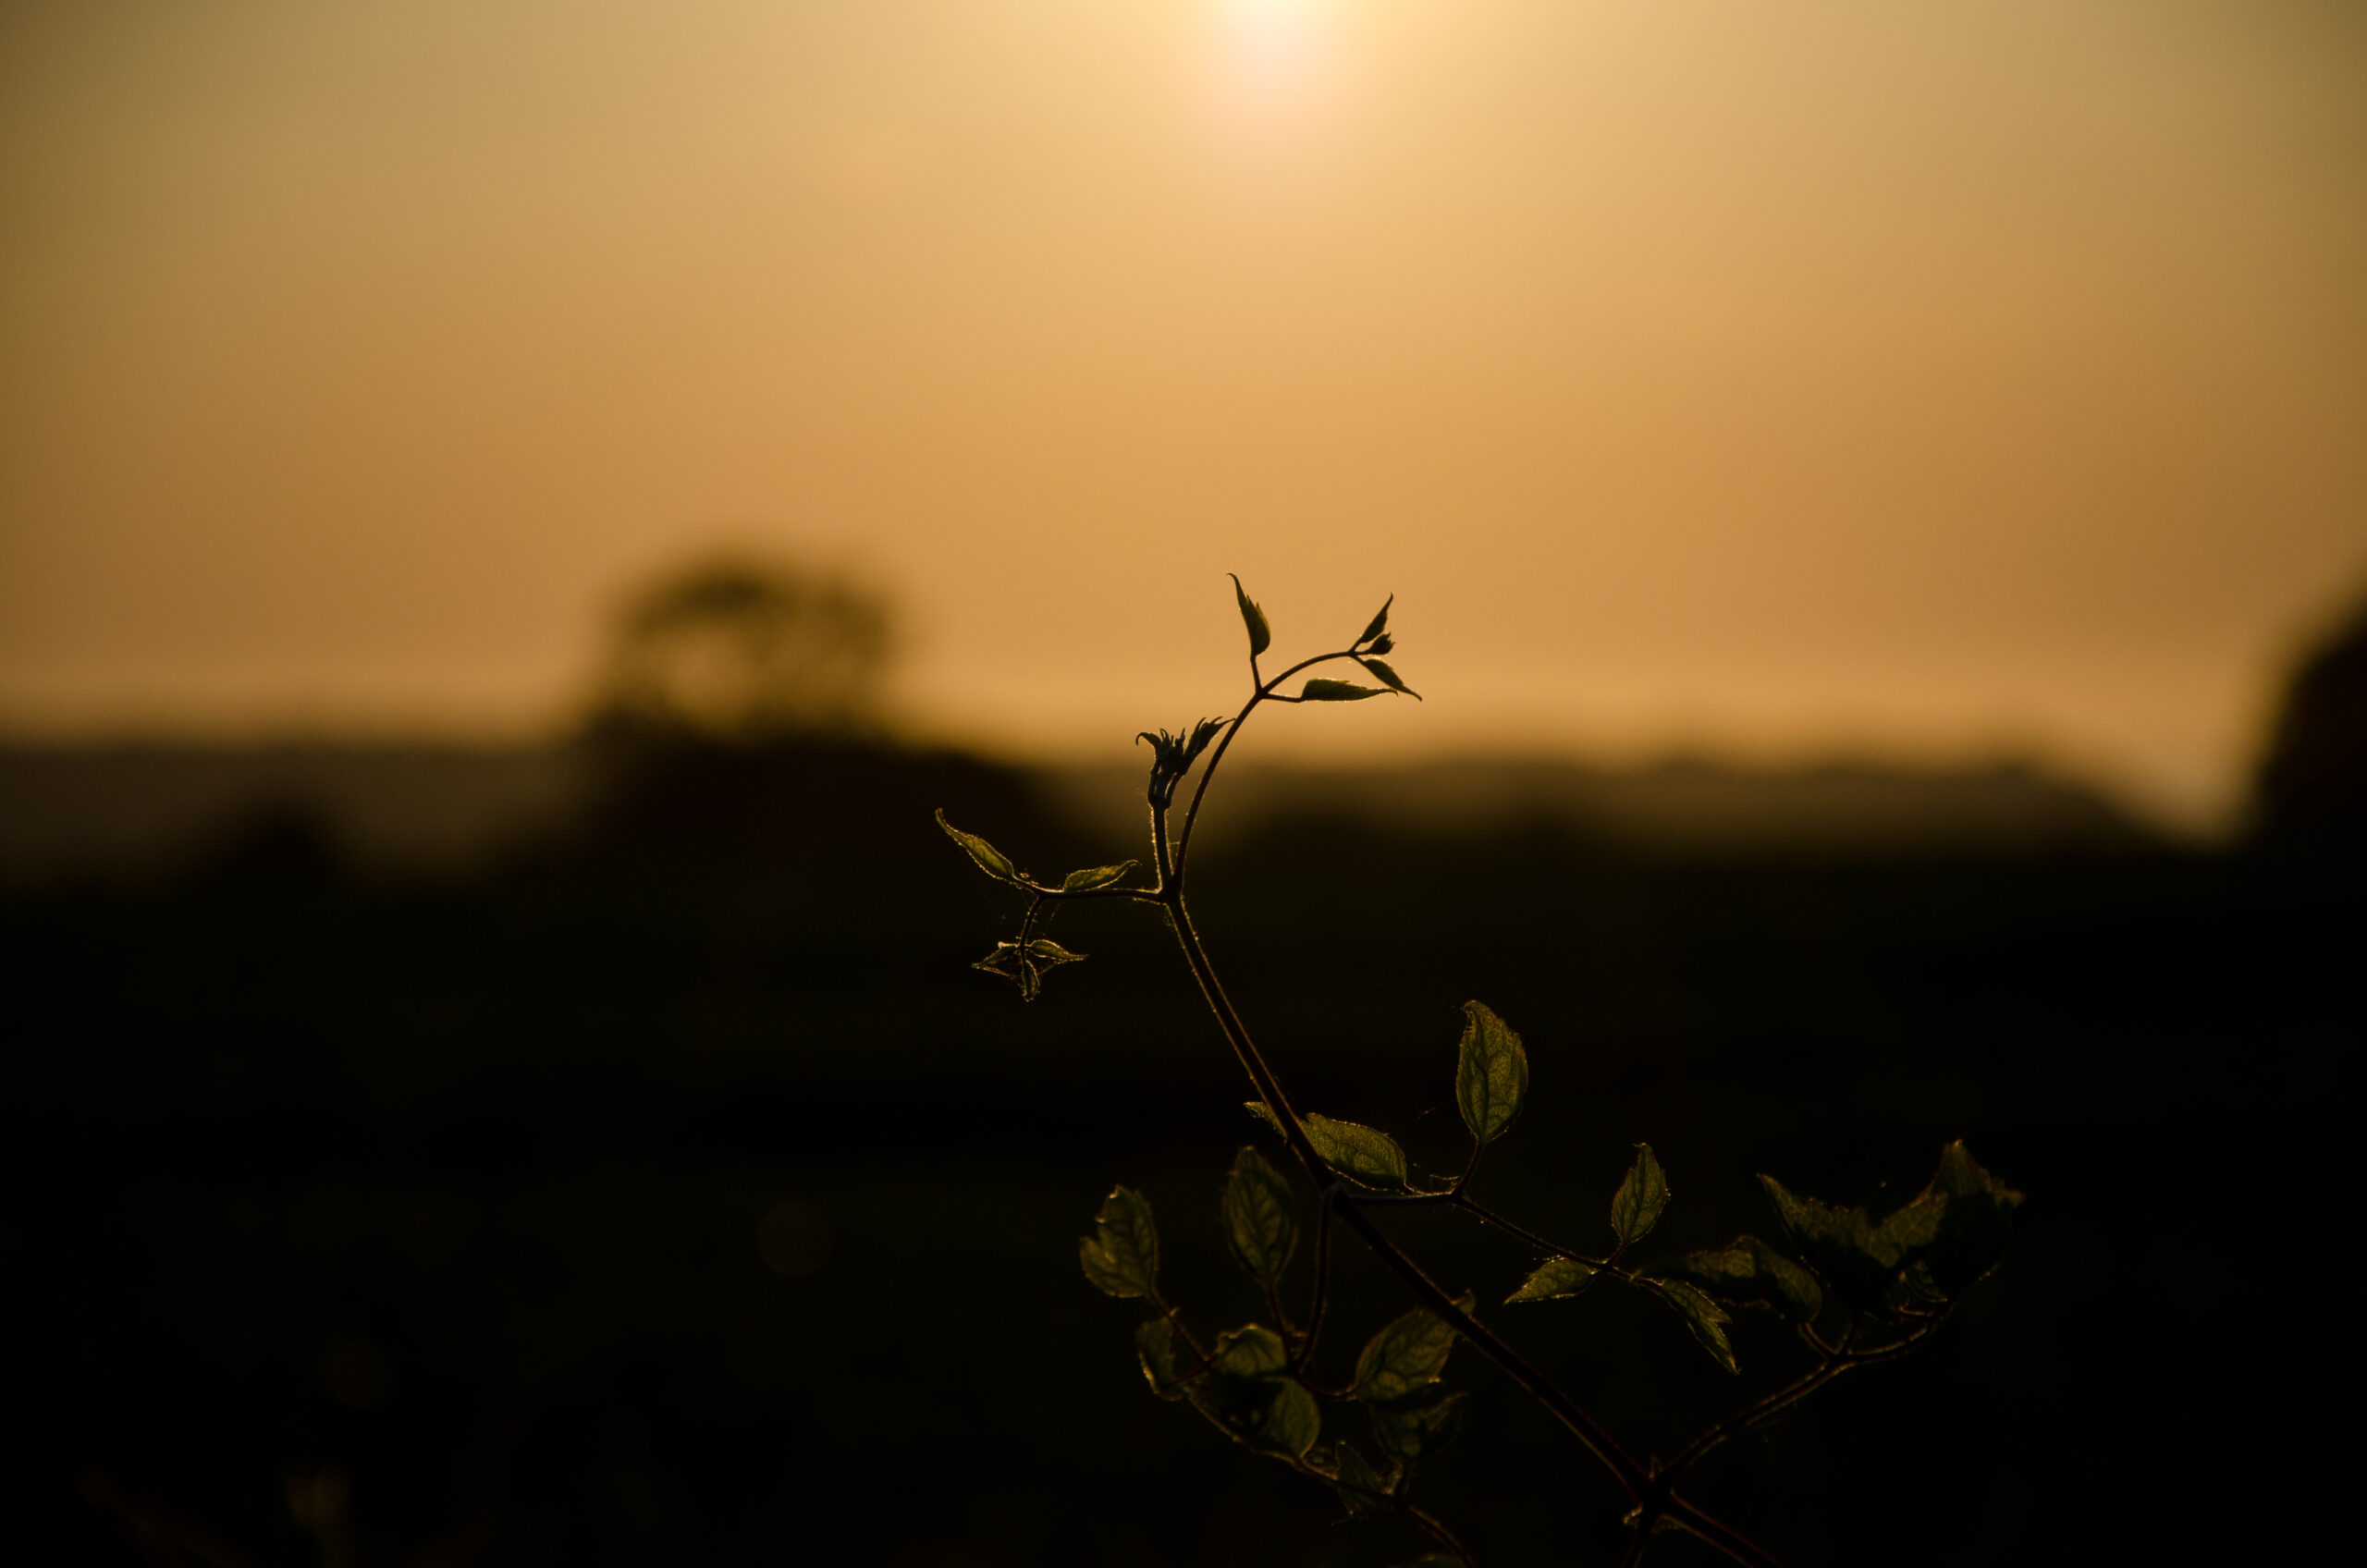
xmin=1205 ymin=0 xmax=1345 ymax=145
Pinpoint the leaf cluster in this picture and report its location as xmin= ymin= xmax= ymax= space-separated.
xmin=939 ymin=579 xmax=2024 ymax=1567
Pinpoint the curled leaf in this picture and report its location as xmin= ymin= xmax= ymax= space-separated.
xmin=1135 ymin=1317 xmax=1188 ymax=1400
xmin=1230 ymin=573 xmax=1272 ymax=658
xmin=935 ymin=809 xmax=1020 ymax=883
xmin=1658 ymin=1280 xmax=1738 ymax=1373
xmin=1138 ymin=718 xmax=1232 ymax=808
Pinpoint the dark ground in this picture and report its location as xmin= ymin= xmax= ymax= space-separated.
xmin=6 ymin=743 xmax=2361 ymax=1566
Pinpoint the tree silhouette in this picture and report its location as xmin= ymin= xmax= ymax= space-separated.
xmin=2253 ymin=588 xmax=2367 ymax=845
xmin=587 ymin=555 xmax=893 ymax=746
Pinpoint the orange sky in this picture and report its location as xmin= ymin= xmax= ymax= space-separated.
xmin=3 ymin=0 xmax=2363 ymax=827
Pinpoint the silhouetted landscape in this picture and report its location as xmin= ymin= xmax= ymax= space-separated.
xmin=10 ymin=592 xmax=2362 ymax=1564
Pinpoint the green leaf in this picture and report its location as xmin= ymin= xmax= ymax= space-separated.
xmin=1135 ymin=1317 xmax=1188 ymax=1401
xmin=1196 ymin=1324 xmax=1318 ymax=1457
xmin=1061 ymin=861 xmax=1137 ymax=891
xmin=1024 ymin=937 xmax=1085 ymax=967
xmin=1210 ymin=1322 xmax=1290 ymax=1378
xmin=1354 ymin=1293 xmax=1473 ymax=1403
xmin=1371 ymin=1389 xmax=1466 ymax=1463
xmin=1356 ymin=656 xmax=1422 ymax=700
xmin=1078 ymin=1186 xmax=1159 ymax=1299
xmin=935 ymin=808 xmax=1020 ymax=882
xmin=1453 ymin=1000 xmax=1528 ymax=1146
xmin=1301 ymin=678 xmax=1389 ymax=702
xmin=1505 ymin=1257 xmax=1597 ymax=1304
xmin=1658 ymin=1280 xmax=1738 ymax=1374
xmin=1674 ymin=1236 xmax=1822 ymax=1322
xmin=1245 ymin=1100 xmax=1288 ymax=1138
xmin=1758 ymin=1175 xmax=1916 ymax=1310
xmin=972 ymin=943 xmax=1026 ymax=982
xmin=1220 ymin=1146 xmax=1298 ymax=1285
xmin=1230 ymin=573 xmax=1272 ymax=658
xmin=1333 ymin=1440 xmax=1391 ymax=1516
xmin=1611 ymin=1144 xmax=1670 ymax=1247
xmin=1301 ymin=1113 xmax=1409 ymax=1190
xmin=1258 ymin=1379 xmax=1320 ymax=1458
xmin=1921 ymin=1140 xmax=2025 ymax=1295
xmin=1357 ymin=594 xmax=1393 ymax=647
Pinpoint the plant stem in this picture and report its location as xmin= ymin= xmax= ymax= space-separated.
xmin=1161 ymin=888 xmax=1652 ymax=1509
xmin=1138 ymin=633 xmax=1788 ymax=1568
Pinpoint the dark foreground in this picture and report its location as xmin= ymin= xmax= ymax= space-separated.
xmin=7 ymin=757 xmax=2361 ymax=1566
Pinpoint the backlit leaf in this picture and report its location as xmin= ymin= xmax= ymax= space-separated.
xmin=1506 ymin=1257 xmax=1597 ymax=1304
xmin=1453 ymin=1000 xmax=1528 ymax=1146
xmin=1758 ymin=1174 xmax=1890 ymax=1305
xmin=1355 ymin=1293 xmax=1473 ymax=1403
xmin=1302 ymin=1113 xmax=1409 ymax=1190
xmin=1674 ymin=1236 xmax=1822 ymax=1322
xmin=1257 ymin=1379 xmax=1320 ymax=1457
xmin=1921 ymin=1140 xmax=2025 ymax=1294
xmin=1078 ymin=1186 xmax=1159 ymax=1299
xmin=1612 ymin=1144 xmax=1670 ymax=1247
xmin=1025 ymin=938 xmax=1085 ymax=968
xmin=1196 ymin=1324 xmax=1318 ymax=1457
xmin=1371 ymin=1390 xmax=1466 ymax=1463
xmin=1357 ymin=594 xmax=1393 ymax=646
xmin=1135 ymin=1317 xmax=1188 ymax=1400
xmin=1221 ymin=1146 xmax=1297 ymax=1285
xmin=1210 ymin=1322 xmax=1289 ymax=1378
xmin=1061 ymin=861 xmax=1137 ymax=891
xmin=1334 ymin=1440 xmax=1391 ymax=1516
xmin=1245 ymin=1100 xmax=1288 ymax=1139
xmin=1356 ymin=657 xmax=1422 ymax=700
xmin=1658 ymin=1280 xmax=1738 ymax=1374
xmin=935 ymin=809 xmax=1020 ymax=883
xmin=1230 ymin=573 xmax=1272 ymax=658
xmin=1301 ymin=679 xmax=1389 ymax=702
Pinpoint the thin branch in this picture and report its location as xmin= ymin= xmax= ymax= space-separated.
xmin=1404 ymin=1501 xmax=1479 ymax=1567
xmin=1662 ymin=1354 xmax=1848 ymax=1479
xmin=1663 ymin=1496 xmax=1787 ymax=1568
xmin=1451 ymin=1196 xmax=1661 ymax=1291
xmin=1170 ymin=649 xmax=1356 ymax=880
xmin=1291 ymin=1184 xmax=1338 ymax=1374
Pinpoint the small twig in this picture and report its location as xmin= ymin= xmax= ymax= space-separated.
xmin=1290 ymin=1185 xmax=1339 ymax=1374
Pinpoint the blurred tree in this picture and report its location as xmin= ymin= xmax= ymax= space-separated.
xmin=587 ymin=556 xmax=893 ymax=745
xmin=2252 ymin=589 xmax=2367 ymax=845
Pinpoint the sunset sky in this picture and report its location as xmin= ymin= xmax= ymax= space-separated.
xmin=3 ymin=0 xmax=2363 ymax=827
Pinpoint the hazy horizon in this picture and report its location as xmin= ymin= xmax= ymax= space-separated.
xmin=6 ymin=0 xmax=2364 ymax=831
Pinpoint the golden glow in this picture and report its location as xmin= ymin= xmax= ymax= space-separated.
xmin=0 ymin=0 xmax=2362 ymax=829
